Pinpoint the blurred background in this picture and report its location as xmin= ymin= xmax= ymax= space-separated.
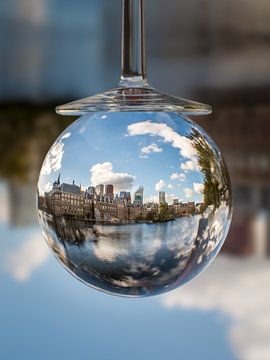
xmin=0 ymin=1 xmax=269 ymax=359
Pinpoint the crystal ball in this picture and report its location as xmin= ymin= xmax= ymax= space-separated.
xmin=37 ymin=112 xmax=232 ymax=297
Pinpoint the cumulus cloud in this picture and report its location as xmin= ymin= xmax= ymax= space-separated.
xmin=181 ymin=160 xmax=199 ymax=172
xmin=193 ymin=182 xmax=205 ymax=194
xmin=155 ymin=179 xmax=166 ymax=192
xmin=160 ymin=255 xmax=270 ymax=360
xmin=170 ymin=173 xmax=186 ymax=181
xmin=90 ymin=162 xmax=135 ymax=192
xmin=166 ymin=193 xmax=178 ymax=205
xmin=45 ymin=182 xmax=52 ymax=192
xmin=5 ymin=233 xmax=50 ymax=282
xmin=41 ymin=132 xmax=71 ymax=175
xmin=184 ymin=188 xmax=193 ymax=198
xmin=168 ymin=184 xmax=173 ymax=190
xmin=144 ymin=195 xmax=159 ymax=203
xmin=140 ymin=143 xmax=163 ymax=156
xmin=127 ymin=121 xmax=197 ymax=162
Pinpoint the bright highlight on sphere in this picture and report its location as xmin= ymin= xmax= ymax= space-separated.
xmin=37 ymin=112 xmax=232 ymax=297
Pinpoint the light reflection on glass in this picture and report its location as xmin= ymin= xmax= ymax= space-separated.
xmin=37 ymin=112 xmax=232 ymax=296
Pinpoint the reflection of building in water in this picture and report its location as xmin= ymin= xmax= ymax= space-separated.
xmin=38 ymin=176 xmax=202 ymax=224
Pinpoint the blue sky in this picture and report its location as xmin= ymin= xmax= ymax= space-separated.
xmin=39 ymin=112 xmax=205 ymax=204
xmin=0 ymin=221 xmax=237 ymax=360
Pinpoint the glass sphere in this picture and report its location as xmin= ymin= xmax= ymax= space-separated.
xmin=37 ymin=112 xmax=232 ymax=297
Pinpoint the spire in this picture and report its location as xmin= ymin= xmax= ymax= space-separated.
xmin=57 ymin=173 xmax=61 ymax=185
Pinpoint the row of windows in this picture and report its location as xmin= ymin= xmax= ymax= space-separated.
xmin=61 ymin=200 xmax=84 ymax=206
xmin=98 ymin=205 xmax=117 ymax=211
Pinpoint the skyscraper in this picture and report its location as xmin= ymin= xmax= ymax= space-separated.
xmin=120 ymin=191 xmax=127 ymax=202
xmin=105 ymin=184 xmax=114 ymax=200
xmin=126 ymin=192 xmax=132 ymax=204
xmin=134 ymin=186 xmax=144 ymax=206
xmin=95 ymin=184 xmax=104 ymax=197
xmin=159 ymin=191 xmax=166 ymax=205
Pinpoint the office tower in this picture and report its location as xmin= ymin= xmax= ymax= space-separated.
xmin=159 ymin=191 xmax=166 ymax=205
xmin=126 ymin=192 xmax=132 ymax=203
xmin=105 ymin=184 xmax=114 ymax=200
xmin=120 ymin=191 xmax=127 ymax=202
xmin=95 ymin=184 xmax=104 ymax=196
xmin=134 ymin=186 xmax=144 ymax=206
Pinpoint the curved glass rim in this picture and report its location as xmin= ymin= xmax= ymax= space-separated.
xmin=56 ymin=86 xmax=212 ymax=116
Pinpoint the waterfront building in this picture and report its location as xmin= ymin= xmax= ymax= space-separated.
xmin=40 ymin=176 xmax=199 ymax=223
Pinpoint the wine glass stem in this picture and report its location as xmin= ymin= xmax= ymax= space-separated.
xmin=120 ymin=0 xmax=147 ymax=86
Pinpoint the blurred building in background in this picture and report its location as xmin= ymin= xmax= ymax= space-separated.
xmin=0 ymin=0 xmax=269 ymax=255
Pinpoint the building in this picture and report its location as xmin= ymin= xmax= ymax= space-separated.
xmin=87 ymin=186 xmax=95 ymax=196
xmin=119 ymin=191 xmax=132 ymax=204
xmin=172 ymin=201 xmax=196 ymax=217
xmin=95 ymin=184 xmax=104 ymax=197
xmin=40 ymin=176 xmax=199 ymax=224
xmin=45 ymin=180 xmax=93 ymax=219
xmin=120 ymin=191 xmax=127 ymax=203
xmin=134 ymin=186 xmax=144 ymax=206
xmin=159 ymin=192 xmax=166 ymax=205
xmin=105 ymin=184 xmax=114 ymax=200
xmin=126 ymin=192 xmax=132 ymax=203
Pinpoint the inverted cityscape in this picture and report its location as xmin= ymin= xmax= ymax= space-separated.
xmin=37 ymin=112 xmax=232 ymax=296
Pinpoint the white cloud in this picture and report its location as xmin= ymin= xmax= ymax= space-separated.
xmin=127 ymin=121 xmax=197 ymax=161
xmin=41 ymin=142 xmax=64 ymax=175
xmin=93 ymin=237 xmax=129 ymax=262
xmin=181 ymin=160 xmax=199 ymax=172
xmin=40 ymin=133 xmax=70 ymax=176
xmin=193 ymin=182 xmax=205 ymax=194
xmin=5 ymin=233 xmax=50 ymax=282
xmin=160 ymin=255 xmax=270 ymax=360
xmin=155 ymin=179 xmax=166 ymax=192
xmin=140 ymin=143 xmax=163 ymax=156
xmin=144 ymin=195 xmax=159 ymax=203
xmin=45 ymin=182 xmax=52 ymax=192
xmin=184 ymin=188 xmax=193 ymax=198
xmin=90 ymin=162 xmax=135 ymax=192
xmin=168 ymin=184 xmax=173 ymax=189
xmin=166 ymin=193 xmax=177 ymax=205
xmin=170 ymin=173 xmax=186 ymax=181
xmin=61 ymin=132 xmax=71 ymax=140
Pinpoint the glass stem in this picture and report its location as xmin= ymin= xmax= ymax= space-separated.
xmin=120 ymin=0 xmax=148 ymax=87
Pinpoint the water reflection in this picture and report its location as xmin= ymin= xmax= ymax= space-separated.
xmin=37 ymin=112 xmax=232 ymax=296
